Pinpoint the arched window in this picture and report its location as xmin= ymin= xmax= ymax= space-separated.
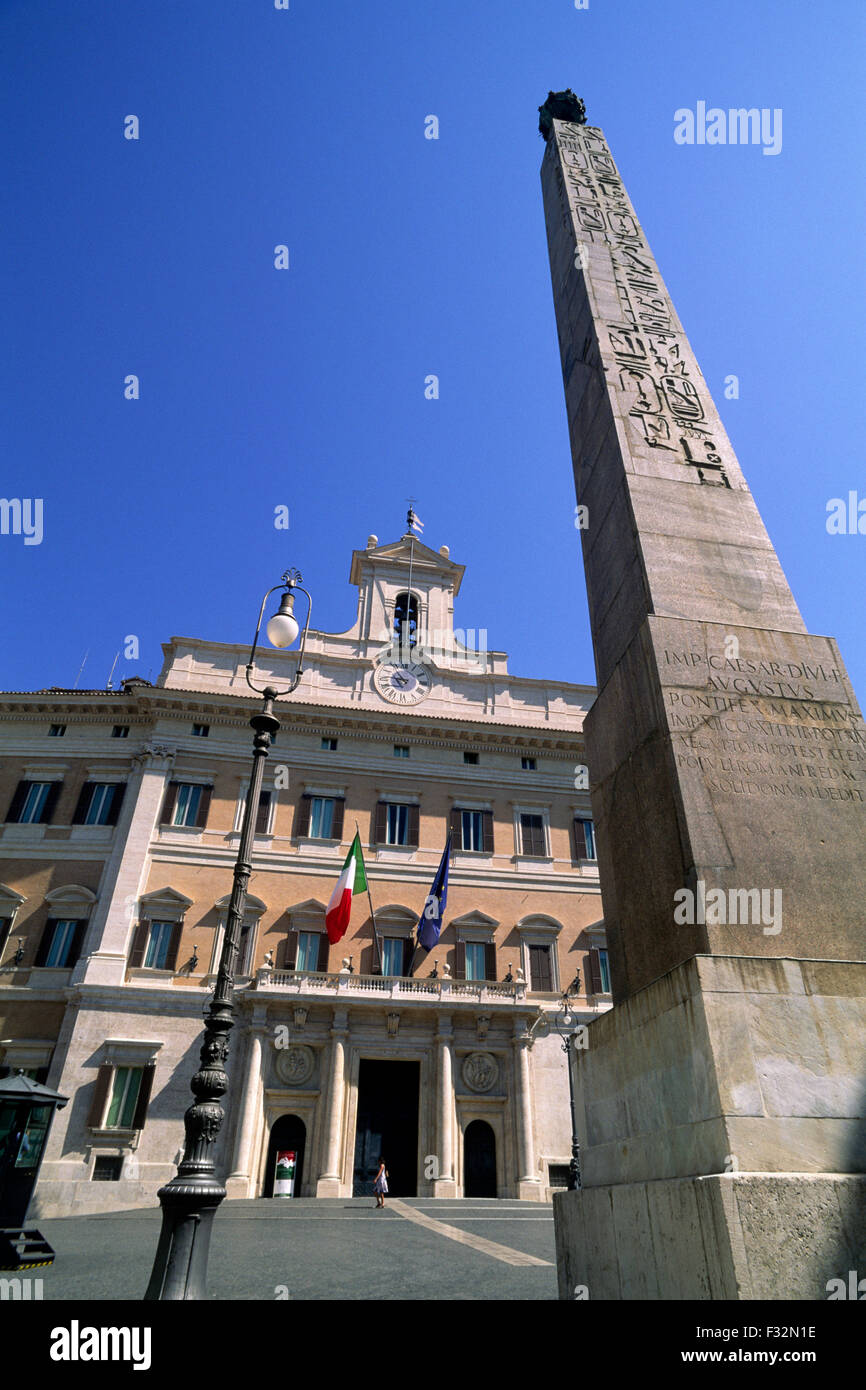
xmin=393 ymin=592 xmax=418 ymax=648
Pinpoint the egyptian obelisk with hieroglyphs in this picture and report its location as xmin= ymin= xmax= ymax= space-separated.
xmin=539 ymin=91 xmax=866 ymax=1300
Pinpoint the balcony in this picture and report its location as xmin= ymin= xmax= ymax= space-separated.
xmin=253 ymin=967 xmax=526 ymax=1005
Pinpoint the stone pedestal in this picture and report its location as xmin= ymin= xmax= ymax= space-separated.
xmin=555 ymin=954 xmax=866 ymax=1299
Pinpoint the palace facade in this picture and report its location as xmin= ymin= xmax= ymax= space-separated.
xmin=0 ymin=530 xmax=610 ymax=1215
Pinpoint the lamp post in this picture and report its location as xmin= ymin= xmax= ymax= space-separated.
xmin=550 ymin=981 xmax=583 ymax=1192
xmin=144 ymin=569 xmax=312 ymax=1301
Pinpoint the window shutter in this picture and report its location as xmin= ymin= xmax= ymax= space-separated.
xmin=72 ymin=783 xmax=93 ymax=825
xmin=449 ymin=807 xmax=462 ymax=844
xmin=42 ymin=781 xmax=62 ymax=824
xmin=407 ymin=804 xmax=420 ymax=847
xmin=131 ymin=1063 xmax=156 ymax=1130
xmin=195 ymin=785 xmax=212 ymax=829
xmin=128 ymin=919 xmax=151 ymax=969
xmin=295 ymin=794 xmax=312 ymax=838
xmin=530 ymin=944 xmax=552 ymax=991
xmin=484 ymin=942 xmax=497 ymax=982
xmin=402 ymin=936 xmax=416 ymax=977
xmin=87 ymin=1065 xmax=113 ymax=1128
xmin=331 ymin=797 xmax=345 ymax=842
xmin=316 ymin=932 xmax=330 ymax=972
xmin=588 ymin=948 xmax=603 ymax=994
xmin=106 ymin=783 xmax=125 ymax=827
xmin=160 ymin=781 xmax=178 ymax=825
xmin=164 ymin=922 xmax=184 ymax=972
xmin=374 ymin=801 xmax=388 ymax=845
xmin=481 ymin=810 xmax=494 ymax=854
xmin=255 ymin=790 xmax=272 ymax=835
xmin=5 ymin=781 xmax=28 ymax=823
xmin=68 ymin=920 xmax=87 ymax=966
xmin=283 ymin=928 xmax=299 ymax=970
xmin=455 ymin=940 xmax=466 ymax=979
xmin=33 ymin=919 xmax=57 ymax=968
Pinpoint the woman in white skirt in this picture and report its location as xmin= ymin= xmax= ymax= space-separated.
xmin=373 ymin=1156 xmax=388 ymax=1208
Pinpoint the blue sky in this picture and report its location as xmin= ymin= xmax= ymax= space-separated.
xmin=2 ymin=0 xmax=864 ymax=701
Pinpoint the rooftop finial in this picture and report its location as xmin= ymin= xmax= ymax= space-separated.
xmin=538 ymin=89 xmax=587 ymax=141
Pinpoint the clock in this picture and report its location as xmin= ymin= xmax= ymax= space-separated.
xmin=373 ymin=659 xmax=432 ymax=706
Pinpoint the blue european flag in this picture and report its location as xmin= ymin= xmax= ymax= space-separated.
xmin=416 ymin=833 xmax=451 ymax=951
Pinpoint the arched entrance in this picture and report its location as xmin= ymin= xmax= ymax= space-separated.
xmin=464 ymin=1119 xmax=496 ymax=1198
xmin=263 ymin=1114 xmax=306 ymax=1198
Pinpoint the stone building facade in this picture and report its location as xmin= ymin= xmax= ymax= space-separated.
xmin=0 ymin=531 xmax=610 ymax=1215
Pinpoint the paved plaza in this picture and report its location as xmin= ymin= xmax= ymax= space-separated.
xmin=33 ymin=1198 xmax=558 ymax=1301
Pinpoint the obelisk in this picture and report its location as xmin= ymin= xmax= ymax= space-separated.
xmin=539 ymin=91 xmax=866 ymax=1300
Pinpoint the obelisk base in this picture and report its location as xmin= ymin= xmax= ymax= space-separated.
xmin=553 ymin=955 xmax=866 ymax=1300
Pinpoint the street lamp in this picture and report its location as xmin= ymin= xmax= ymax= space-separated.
xmin=144 ymin=570 xmax=312 ymax=1301
xmin=549 ymin=978 xmax=583 ymax=1192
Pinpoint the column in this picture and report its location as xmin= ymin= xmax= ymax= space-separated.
xmin=316 ymin=1007 xmax=348 ymax=1197
xmin=226 ymin=1016 xmax=267 ymax=1198
xmin=78 ymin=741 xmax=176 ymax=987
xmin=432 ymin=1014 xmax=457 ymax=1197
xmin=512 ymin=1016 xmax=542 ymax=1200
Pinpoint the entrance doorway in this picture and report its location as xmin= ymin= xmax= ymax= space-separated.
xmin=464 ymin=1119 xmax=497 ymax=1197
xmin=263 ymin=1114 xmax=306 ymax=1197
xmin=352 ymin=1059 xmax=420 ymax=1197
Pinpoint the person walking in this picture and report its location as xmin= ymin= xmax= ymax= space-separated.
xmin=373 ymin=1156 xmax=388 ymax=1208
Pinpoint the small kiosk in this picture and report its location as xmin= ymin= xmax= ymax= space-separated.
xmin=0 ymin=1070 xmax=68 ymax=1269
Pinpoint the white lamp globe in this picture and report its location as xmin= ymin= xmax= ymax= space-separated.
xmin=266 ymin=593 xmax=300 ymax=648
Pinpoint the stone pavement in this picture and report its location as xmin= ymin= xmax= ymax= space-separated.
xmin=32 ymin=1198 xmax=558 ymax=1301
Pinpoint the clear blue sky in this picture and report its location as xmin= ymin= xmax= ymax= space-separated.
xmin=2 ymin=0 xmax=864 ymax=701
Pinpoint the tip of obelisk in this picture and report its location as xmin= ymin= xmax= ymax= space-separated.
xmin=538 ymin=89 xmax=587 ymax=140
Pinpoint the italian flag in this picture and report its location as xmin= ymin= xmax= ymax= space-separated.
xmin=325 ymin=832 xmax=368 ymax=944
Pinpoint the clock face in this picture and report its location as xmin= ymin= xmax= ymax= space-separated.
xmin=373 ymin=659 xmax=432 ymax=705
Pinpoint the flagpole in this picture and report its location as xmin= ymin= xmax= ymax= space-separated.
xmin=404 ymin=502 xmax=417 ymax=662
xmin=355 ymin=820 xmax=383 ymax=974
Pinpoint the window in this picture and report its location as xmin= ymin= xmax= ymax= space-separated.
xmin=0 ymin=918 xmax=11 ymax=960
xmin=296 ymin=931 xmax=321 ymax=972
xmin=587 ymin=945 xmax=611 ymax=995
xmin=381 ymin=937 xmax=410 ymax=976
xmin=144 ymin=921 xmax=175 ymax=970
xmin=456 ymin=940 xmax=496 ymax=981
xmin=521 ymin=757 xmax=536 ymax=771
xmin=295 ymin=794 xmax=344 ymax=841
xmin=548 ymin=1164 xmax=571 ymax=1189
xmin=463 ymin=751 xmax=478 ymax=766
xmin=393 ymin=592 xmax=418 ymax=648
xmin=192 ymin=724 xmax=209 ymax=737
xmin=5 ymin=780 xmax=60 ymax=825
xmin=310 ymin=797 xmax=335 ymax=838
xmin=450 ymin=807 xmax=493 ymax=854
xmin=112 ymin=725 xmax=130 ymax=738
xmin=321 ymin=737 xmax=338 ymax=751
xmin=575 ymin=818 xmax=597 ymax=860
xmin=598 ymin=948 xmax=610 ymax=993
xmin=73 ymin=782 xmax=125 ymax=827
xmin=92 ymin=1156 xmax=123 ymax=1182
xmin=88 ymin=1062 xmax=155 ymax=1132
xmin=106 ymin=1068 xmax=143 ymax=1129
xmin=393 ymin=745 xmax=410 ymax=759
xmin=519 ymin=813 xmax=546 ymax=857
xmin=374 ymin=801 xmax=419 ymax=848
xmin=528 ymin=943 xmax=553 ymax=991
xmin=48 ymin=724 xmax=66 ymax=737
xmin=128 ymin=917 xmax=184 ymax=973
xmin=465 ymin=943 xmax=486 ymax=981
xmin=34 ymin=918 xmax=85 ymax=969
xmin=160 ymin=781 xmax=211 ymax=829
xmin=255 ymin=789 xmax=272 ymax=835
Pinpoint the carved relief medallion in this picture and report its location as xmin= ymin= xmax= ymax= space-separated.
xmin=462 ymin=1051 xmax=498 ymax=1094
xmin=275 ymin=1043 xmax=314 ymax=1087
